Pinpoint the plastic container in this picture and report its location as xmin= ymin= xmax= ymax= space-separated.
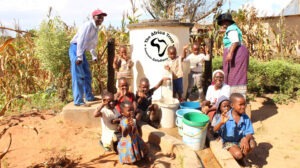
xmin=158 ymin=98 xmax=180 ymax=128
xmin=180 ymin=101 xmax=201 ymax=109
xmin=182 ymin=112 xmax=209 ymax=150
xmin=175 ymin=109 xmax=202 ymax=136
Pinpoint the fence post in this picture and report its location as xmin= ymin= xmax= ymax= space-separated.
xmin=203 ymin=36 xmax=213 ymax=95
xmin=107 ymin=38 xmax=116 ymax=93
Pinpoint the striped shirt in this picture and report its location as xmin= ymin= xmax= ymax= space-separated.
xmin=70 ymin=20 xmax=99 ymax=61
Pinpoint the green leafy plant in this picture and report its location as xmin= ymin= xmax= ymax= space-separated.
xmin=34 ymin=9 xmax=73 ymax=101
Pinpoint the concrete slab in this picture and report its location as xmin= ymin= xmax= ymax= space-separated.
xmin=61 ymin=97 xmax=102 ymax=128
xmin=210 ymin=139 xmax=240 ymax=168
xmin=141 ymin=124 xmax=203 ymax=168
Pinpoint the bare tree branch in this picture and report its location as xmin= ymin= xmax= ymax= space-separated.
xmin=0 ymin=133 xmax=12 ymax=160
xmin=193 ymin=0 xmax=223 ymax=22
xmin=0 ymin=26 xmax=31 ymax=34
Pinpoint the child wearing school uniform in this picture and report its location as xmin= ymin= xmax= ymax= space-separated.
xmin=214 ymin=93 xmax=256 ymax=164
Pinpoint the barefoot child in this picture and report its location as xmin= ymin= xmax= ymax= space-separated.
xmin=135 ymin=77 xmax=169 ymax=127
xmin=164 ymin=46 xmax=183 ymax=102
xmin=214 ymin=93 xmax=256 ymax=162
xmin=94 ymin=91 xmax=121 ymax=152
xmin=117 ymin=101 xmax=149 ymax=164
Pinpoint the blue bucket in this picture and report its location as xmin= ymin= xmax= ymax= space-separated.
xmin=176 ymin=109 xmax=202 ymax=136
xmin=180 ymin=101 xmax=201 ymax=109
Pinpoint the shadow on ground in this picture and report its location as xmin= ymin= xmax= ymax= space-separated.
xmin=251 ymin=96 xmax=278 ymax=123
xmin=247 ymin=142 xmax=273 ymax=167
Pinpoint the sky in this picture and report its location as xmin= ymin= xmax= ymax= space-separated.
xmin=0 ymin=0 xmax=292 ymax=33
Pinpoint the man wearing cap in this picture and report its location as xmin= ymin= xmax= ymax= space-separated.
xmin=216 ymin=13 xmax=249 ymax=99
xmin=69 ymin=9 xmax=107 ymax=106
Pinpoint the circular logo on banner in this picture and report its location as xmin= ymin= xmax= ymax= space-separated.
xmin=144 ymin=30 xmax=175 ymax=62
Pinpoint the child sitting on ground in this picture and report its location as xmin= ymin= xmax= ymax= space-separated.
xmin=182 ymin=43 xmax=210 ymax=101
xmin=113 ymin=45 xmax=134 ymax=91
xmin=135 ymin=77 xmax=169 ymax=128
xmin=115 ymin=77 xmax=136 ymax=115
xmin=117 ymin=101 xmax=149 ymax=164
xmin=164 ymin=46 xmax=184 ymax=102
xmin=211 ymin=95 xmax=231 ymax=128
xmin=214 ymin=93 xmax=256 ymax=164
xmin=94 ymin=91 xmax=121 ymax=152
xmin=209 ymin=96 xmax=231 ymax=138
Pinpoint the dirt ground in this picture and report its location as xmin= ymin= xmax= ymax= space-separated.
xmin=0 ymin=96 xmax=299 ymax=168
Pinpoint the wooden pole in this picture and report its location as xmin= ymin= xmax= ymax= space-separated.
xmin=107 ymin=38 xmax=116 ymax=93
xmin=203 ymin=36 xmax=213 ymax=95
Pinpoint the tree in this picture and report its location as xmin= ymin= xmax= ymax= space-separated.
xmin=142 ymin=0 xmax=224 ymax=22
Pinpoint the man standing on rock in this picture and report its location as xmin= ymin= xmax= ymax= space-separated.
xmin=69 ymin=9 xmax=107 ymax=106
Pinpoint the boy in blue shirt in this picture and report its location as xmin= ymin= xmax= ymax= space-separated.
xmin=214 ymin=93 xmax=256 ymax=162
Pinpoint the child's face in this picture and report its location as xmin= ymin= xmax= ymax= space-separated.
xmin=231 ymin=97 xmax=246 ymax=115
xmin=192 ymin=44 xmax=200 ymax=55
xmin=103 ymin=95 xmax=115 ymax=109
xmin=139 ymin=81 xmax=150 ymax=93
xmin=220 ymin=100 xmax=230 ymax=114
xmin=119 ymin=47 xmax=128 ymax=60
xmin=168 ymin=48 xmax=177 ymax=60
xmin=118 ymin=79 xmax=129 ymax=93
xmin=122 ymin=103 xmax=134 ymax=118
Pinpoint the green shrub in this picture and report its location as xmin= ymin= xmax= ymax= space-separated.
xmin=34 ymin=15 xmax=74 ymax=101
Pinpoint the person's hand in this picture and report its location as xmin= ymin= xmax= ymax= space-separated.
xmin=226 ymin=52 xmax=233 ymax=62
xmin=240 ymin=137 xmax=250 ymax=153
xmin=183 ymin=44 xmax=189 ymax=51
xmin=162 ymin=77 xmax=171 ymax=81
xmin=76 ymin=60 xmax=82 ymax=65
xmin=205 ymin=46 xmax=209 ymax=54
xmin=220 ymin=113 xmax=229 ymax=124
xmin=164 ymin=65 xmax=170 ymax=71
xmin=128 ymin=60 xmax=134 ymax=68
xmin=111 ymin=118 xmax=120 ymax=124
xmin=120 ymin=88 xmax=127 ymax=97
xmin=115 ymin=92 xmax=123 ymax=101
xmin=201 ymin=106 xmax=209 ymax=114
xmin=137 ymin=90 xmax=146 ymax=98
xmin=101 ymin=101 xmax=108 ymax=106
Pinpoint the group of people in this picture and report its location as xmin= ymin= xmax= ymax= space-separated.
xmin=93 ymin=77 xmax=168 ymax=164
xmin=68 ymin=9 xmax=255 ymax=165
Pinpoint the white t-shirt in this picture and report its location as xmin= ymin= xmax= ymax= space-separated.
xmin=184 ymin=53 xmax=210 ymax=72
xmin=100 ymin=107 xmax=120 ymax=147
xmin=205 ymin=84 xmax=230 ymax=105
xmin=228 ymin=30 xmax=240 ymax=44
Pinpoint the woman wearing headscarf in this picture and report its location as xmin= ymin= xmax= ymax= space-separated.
xmin=216 ymin=13 xmax=249 ymax=98
xmin=201 ymin=69 xmax=230 ymax=121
